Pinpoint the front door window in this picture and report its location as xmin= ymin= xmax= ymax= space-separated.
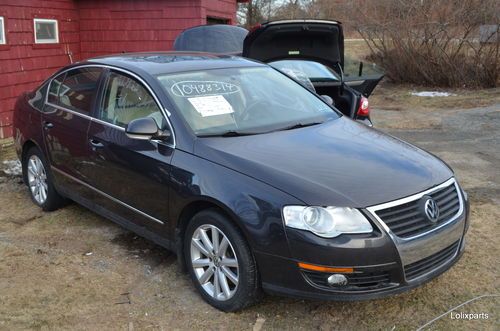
xmin=99 ymin=72 xmax=164 ymax=128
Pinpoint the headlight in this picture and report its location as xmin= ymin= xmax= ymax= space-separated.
xmin=283 ymin=206 xmax=373 ymax=238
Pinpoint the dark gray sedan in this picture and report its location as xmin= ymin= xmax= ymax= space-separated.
xmin=13 ymin=53 xmax=468 ymax=311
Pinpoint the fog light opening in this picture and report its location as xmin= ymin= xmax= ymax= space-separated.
xmin=327 ymin=274 xmax=348 ymax=287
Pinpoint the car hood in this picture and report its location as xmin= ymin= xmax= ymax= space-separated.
xmin=194 ymin=118 xmax=453 ymax=207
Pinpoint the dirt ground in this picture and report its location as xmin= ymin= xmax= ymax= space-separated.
xmin=0 ymin=85 xmax=499 ymax=330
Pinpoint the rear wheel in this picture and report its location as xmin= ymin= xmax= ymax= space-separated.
xmin=23 ymin=147 xmax=65 ymax=211
xmin=184 ymin=209 xmax=261 ymax=311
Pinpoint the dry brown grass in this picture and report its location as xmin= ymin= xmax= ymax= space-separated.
xmin=345 ymin=39 xmax=500 ymax=114
xmin=1 ymin=95 xmax=499 ymax=329
xmin=371 ymin=84 xmax=500 ymax=111
xmin=0 ymin=42 xmax=499 ymax=329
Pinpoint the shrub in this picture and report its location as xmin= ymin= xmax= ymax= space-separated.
xmin=349 ymin=0 xmax=499 ymax=88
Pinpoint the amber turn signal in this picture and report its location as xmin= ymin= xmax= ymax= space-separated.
xmin=298 ymin=262 xmax=354 ymax=274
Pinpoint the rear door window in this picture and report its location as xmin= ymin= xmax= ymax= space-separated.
xmin=48 ymin=67 xmax=102 ymax=114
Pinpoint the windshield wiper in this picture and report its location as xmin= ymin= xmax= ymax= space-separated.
xmin=277 ymin=121 xmax=323 ymax=132
xmin=197 ymin=130 xmax=259 ymax=137
xmin=198 ymin=122 xmax=323 ymax=137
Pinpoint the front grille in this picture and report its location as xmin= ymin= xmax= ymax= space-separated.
xmin=303 ymin=270 xmax=393 ymax=291
xmin=404 ymin=240 xmax=460 ymax=280
xmin=375 ymin=182 xmax=461 ymax=238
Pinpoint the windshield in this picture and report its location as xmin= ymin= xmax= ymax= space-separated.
xmin=270 ymin=60 xmax=340 ymax=82
xmin=157 ymin=66 xmax=339 ymax=136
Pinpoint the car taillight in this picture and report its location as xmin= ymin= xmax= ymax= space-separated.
xmin=357 ymin=96 xmax=370 ymax=117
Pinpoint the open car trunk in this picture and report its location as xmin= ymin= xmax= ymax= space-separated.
xmin=243 ymin=20 xmax=383 ymax=98
xmin=314 ymin=83 xmax=358 ymax=117
xmin=243 ymin=20 xmax=345 ymax=70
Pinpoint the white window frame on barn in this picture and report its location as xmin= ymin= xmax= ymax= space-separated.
xmin=34 ymin=18 xmax=59 ymax=44
xmin=0 ymin=17 xmax=6 ymax=44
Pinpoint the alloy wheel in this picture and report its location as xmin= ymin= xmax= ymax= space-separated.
xmin=27 ymin=155 xmax=48 ymax=205
xmin=190 ymin=224 xmax=239 ymax=301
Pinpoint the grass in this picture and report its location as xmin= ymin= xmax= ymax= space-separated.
xmin=0 ymin=40 xmax=498 ymax=330
xmin=370 ymin=83 xmax=500 ymax=111
xmin=0 ymin=102 xmax=499 ymax=329
xmin=344 ymin=40 xmax=383 ymax=78
xmin=344 ymin=39 xmax=500 ymax=111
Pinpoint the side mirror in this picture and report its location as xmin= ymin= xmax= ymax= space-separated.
xmin=321 ymin=95 xmax=334 ymax=106
xmin=125 ymin=117 xmax=170 ymax=141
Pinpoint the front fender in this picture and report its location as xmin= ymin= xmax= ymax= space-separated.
xmin=168 ymin=150 xmax=303 ymax=258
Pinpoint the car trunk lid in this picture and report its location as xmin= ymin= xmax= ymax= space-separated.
xmin=243 ymin=20 xmax=345 ymax=71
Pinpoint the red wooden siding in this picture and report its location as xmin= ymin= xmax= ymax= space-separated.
xmin=0 ymin=0 xmax=239 ymax=139
xmin=78 ymin=0 xmax=216 ymax=59
xmin=0 ymin=0 xmax=80 ymax=138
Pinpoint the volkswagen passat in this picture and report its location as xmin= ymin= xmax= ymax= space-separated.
xmin=13 ymin=53 xmax=469 ymax=311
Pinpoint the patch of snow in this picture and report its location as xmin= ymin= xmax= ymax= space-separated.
xmin=253 ymin=316 xmax=266 ymax=331
xmin=2 ymin=160 xmax=22 ymax=176
xmin=411 ymin=91 xmax=457 ymax=97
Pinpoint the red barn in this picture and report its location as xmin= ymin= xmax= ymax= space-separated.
xmin=0 ymin=0 xmax=246 ymax=139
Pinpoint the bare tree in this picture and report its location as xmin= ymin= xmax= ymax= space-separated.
xmin=273 ymin=0 xmax=307 ymax=19
xmin=238 ymin=0 xmax=319 ymax=26
xmin=240 ymin=0 xmax=499 ymax=87
xmin=237 ymin=0 xmax=275 ymax=28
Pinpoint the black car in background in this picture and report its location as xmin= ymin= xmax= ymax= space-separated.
xmin=174 ymin=20 xmax=384 ymax=126
xmin=13 ymin=53 xmax=468 ymax=311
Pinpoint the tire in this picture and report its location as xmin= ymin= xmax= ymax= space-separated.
xmin=184 ymin=209 xmax=262 ymax=311
xmin=23 ymin=146 xmax=66 ymax=211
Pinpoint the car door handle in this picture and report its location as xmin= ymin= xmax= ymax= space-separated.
xmin=89 ymin=139 xmax=104 ymax=148
xmin=43 ymin=121 xmax=54 ymax=130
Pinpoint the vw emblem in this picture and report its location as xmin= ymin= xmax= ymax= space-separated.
xmin=423 ymin=197 xmax=440 ymax=223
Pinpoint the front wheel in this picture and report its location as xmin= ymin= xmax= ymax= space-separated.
xmin=184 ymin=209 xmax=261 ymax=311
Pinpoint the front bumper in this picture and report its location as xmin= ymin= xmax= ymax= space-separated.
xmin=255 ymin=180 xmax=469 ymax=301
xmin=259 ymin=239 xmax=465 ymax=301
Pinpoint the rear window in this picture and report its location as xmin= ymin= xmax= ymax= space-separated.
xmin=48 ymin=67 xmax=102 ymax=114
xmin=48 ymin=72 xmax=66 ymax=105
xmin=270 ymin=60 xmax=340 ymax=82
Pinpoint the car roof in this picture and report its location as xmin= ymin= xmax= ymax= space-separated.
xmin=85 ymin=51 xmax=264 ymax=75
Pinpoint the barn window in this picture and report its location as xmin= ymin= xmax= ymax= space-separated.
xmin=0 ymin=17 xmax=5 ymax=44
xmin=206 ymin=17 xmax=229 ymax=25
xmin=34 ymin=18 xmax=58 ymax=44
